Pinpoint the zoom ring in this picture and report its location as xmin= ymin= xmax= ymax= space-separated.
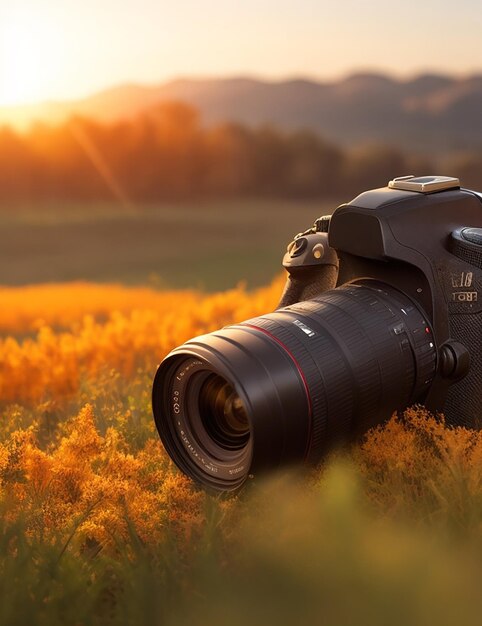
xmin=243 ymin=281 xmax=437 ymax=464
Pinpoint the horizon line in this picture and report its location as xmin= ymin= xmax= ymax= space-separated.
xmin=1 ymin=66 xmax=482 ymax=110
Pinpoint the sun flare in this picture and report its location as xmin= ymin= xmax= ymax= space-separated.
xmin=0 ymin=8 xmax=64 ymax=106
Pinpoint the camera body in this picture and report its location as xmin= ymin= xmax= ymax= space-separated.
xmin=280 ymin=175 xmax=482 ymax=428
xmin=153 ymin=175 xmax=482 ymax=491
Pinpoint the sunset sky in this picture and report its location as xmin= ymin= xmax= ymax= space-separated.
xmin=0 ymin=0 xmax=481 ymax=106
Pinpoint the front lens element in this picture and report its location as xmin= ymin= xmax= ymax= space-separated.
xmin=198 ymin=374 xmax=250 ymax=447
xmin=156 ymin=359 xmax=254 ymax=491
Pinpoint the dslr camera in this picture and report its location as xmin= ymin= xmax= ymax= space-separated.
xmin=153 ymin=176 xmax=482 ymax=491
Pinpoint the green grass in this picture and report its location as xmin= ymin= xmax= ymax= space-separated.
xmin=0 ymin=198 xmax=338 ymax=290
xmin=2 ymin=461 xmax=482 ymax=626
xmin=1 ymin=351 xmax=482 ymax=626
xmin=2 ymin=367 xmax=482 ymax=626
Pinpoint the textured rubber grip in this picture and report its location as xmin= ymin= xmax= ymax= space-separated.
xmin=444 ymin=312 xmax=482 ymax=428
xmin=277 ymin=266 xmax=338 ymax=308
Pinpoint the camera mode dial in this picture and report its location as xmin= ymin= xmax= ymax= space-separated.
xmin=451 ymin=227 xmax=482 ymax=269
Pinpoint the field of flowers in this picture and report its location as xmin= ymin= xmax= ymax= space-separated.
xmin=1 ymin=278 xmax=482 ymax=626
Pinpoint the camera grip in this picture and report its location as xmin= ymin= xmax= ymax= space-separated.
xmin=277 ymin=265 xmax=338 ymax=308
xmin=278 ymin=230 xmax=339 ymax=308
xmin=444 ymin=312 xmax=482 ymax=429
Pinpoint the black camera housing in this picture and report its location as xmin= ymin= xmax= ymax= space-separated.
xmin=153 ymin=175 xmax=482 ymax=491
xmin=280 ymin=175 xmax=482 ymax=428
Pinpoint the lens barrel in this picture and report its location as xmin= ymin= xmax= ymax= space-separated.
xmin=152 ymin=280 xmax=437 ymax=491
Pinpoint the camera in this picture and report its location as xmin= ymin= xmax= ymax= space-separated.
xmin=152 ymin=175 xmax=482 ymax=491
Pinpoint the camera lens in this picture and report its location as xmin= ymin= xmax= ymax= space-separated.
xmin=153 ymin=281 xmax=437 ymax=491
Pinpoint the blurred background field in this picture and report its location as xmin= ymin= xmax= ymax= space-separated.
xmin=0 ymin=96 xmax=480 ymax=290
xmin=1 ymin=46 xmax=481 ymax=293
xmin=0 ymin=198 xmax=331 ymax=289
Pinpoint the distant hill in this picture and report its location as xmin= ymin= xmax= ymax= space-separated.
xmin=2 ymin=73 xmax=482 ymax=152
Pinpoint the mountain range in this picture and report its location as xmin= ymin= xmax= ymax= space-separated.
xmin=2 ymin=73 xmax=482 ymax=152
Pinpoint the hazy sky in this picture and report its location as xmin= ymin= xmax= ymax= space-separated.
xmin=0 ymin=0 xmax=481 ymax=105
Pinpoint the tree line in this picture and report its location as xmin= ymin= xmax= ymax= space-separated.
xmin=0 ymin=102 xmax=480 ymax=204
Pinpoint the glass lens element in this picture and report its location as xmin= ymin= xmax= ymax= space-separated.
xmin=198 ymin=374 xmax=249 ymax=447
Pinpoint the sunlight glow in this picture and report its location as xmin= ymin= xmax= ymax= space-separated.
xmin=0 ymin=8 xmax=65 ymax=106
xmin=0 ymin=0 xmax=479 ymax=111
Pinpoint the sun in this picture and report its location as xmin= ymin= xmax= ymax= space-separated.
xmin=0 ymin=8 xmax=64 ymax=106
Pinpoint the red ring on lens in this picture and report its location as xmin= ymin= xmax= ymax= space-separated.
xmin=240 ymin=323 xmax=313 ymax=459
